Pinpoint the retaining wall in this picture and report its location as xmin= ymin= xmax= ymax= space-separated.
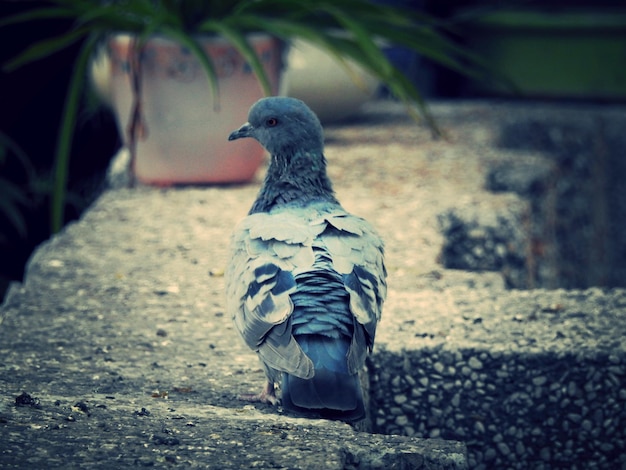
xmin=371 ymin=286 xmax=626 ymax=469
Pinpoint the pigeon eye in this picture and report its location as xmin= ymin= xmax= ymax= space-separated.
xmin=266 ymin=118 xmax=278 ymax=127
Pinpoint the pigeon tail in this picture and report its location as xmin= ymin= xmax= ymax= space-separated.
xmin=281 ymin=335 xmax=365 ymax=421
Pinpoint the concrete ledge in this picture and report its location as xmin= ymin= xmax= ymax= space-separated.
xmin=3 ymin=394 xmax=467 ymax=469
xmin=0 ymin=186 xmax=467 ymax=468
xmin=2 ymin=101 xmax=625 ymax=469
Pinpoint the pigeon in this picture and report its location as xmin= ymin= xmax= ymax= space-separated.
xmin=226 ymin=97 xmax=386 ymax=421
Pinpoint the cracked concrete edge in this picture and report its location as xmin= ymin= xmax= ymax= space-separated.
xmin=2 ymin=385 xmax=468 ymax=469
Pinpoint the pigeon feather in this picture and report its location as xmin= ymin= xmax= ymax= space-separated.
xmin=226 ymin=97 xmax=386 ymax=421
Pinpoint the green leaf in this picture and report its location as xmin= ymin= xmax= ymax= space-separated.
xmin=160 ymin=26 xmax=221 ymax=108
xmin=51 ymin=33 xmax=100 ymax=233
xmin=0 ymin=179 xmax=29 ymax=238
xmin=4 ymin=27 xmax=90 ymax=72
xmin=201 ymin=20 xmax=274 ymax=96
xmin=0 ymin=6 xmax=77 ymax=28
xmin=235 ymin=16 xmax=356 ymax=74
xmin=0 ymin=131 xmax=35 ymax=180
xmin=319 ymin=5 xmax=394 ymax=78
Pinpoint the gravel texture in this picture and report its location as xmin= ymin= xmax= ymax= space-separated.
xmin=372 ymin=286 xmax=626 ymax=469
xmin=437 ymin=195 xmax=530 ymax=288
xmin=1 ymin=100 xmax=625 ymax=468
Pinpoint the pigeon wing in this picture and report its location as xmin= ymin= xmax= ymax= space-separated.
xmin=321 ymin=210 xmax=387 ymax=373
xmin=227 ymin=212 xmax=319 ymax=379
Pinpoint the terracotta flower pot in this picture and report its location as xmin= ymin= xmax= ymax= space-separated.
xmin=107 ymin=34 xmax=284 ymax=185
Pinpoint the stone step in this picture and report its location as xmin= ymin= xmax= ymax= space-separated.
xmin=372 ymin=287 xmax=626 ymax=469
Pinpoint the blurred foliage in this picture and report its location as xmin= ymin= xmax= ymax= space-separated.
xmin=1 ymin=0 xmax=509 ymax=233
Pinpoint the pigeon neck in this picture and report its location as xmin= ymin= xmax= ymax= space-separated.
xmin=249 ymin=150 xmax=338 ymax=214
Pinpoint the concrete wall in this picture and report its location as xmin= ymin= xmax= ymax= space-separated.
xmin=370 ymin=286 xmax=626 ymax=469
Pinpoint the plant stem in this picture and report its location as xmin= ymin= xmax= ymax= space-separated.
xmin=127 ymin=37 xmax=146 ymax=187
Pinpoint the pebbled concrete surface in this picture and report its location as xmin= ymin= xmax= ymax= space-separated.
xmin=1 ymin=100 xmax=625 ymax=469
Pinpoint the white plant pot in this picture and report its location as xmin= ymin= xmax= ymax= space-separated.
xmin=283 ymin=39 xmax=380 ymax=123
xmin=106 ymin=34 xmax=283 ymax=185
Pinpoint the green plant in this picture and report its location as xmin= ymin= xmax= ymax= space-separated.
xmin=0 ymin=132 xmax=35 ymax=239
xmin=2 ymin=0 xmax=499 ymax=233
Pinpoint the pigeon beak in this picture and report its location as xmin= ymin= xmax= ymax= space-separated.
xmin=228 ymin=122 xmax=254 ymax=141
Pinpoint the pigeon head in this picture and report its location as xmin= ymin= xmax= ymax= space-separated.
xmin=228 ymin=97 xmax=324 ymax=156
xmin=230 ymin=97 xmax=337 ymax=213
